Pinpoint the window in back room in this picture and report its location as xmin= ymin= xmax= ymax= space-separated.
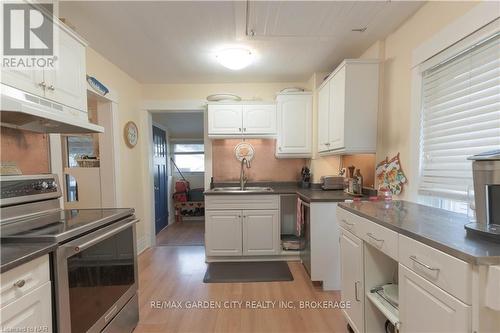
xmin=173 ymin=143 xmax=205 ymax=173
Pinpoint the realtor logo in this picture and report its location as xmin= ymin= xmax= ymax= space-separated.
xmin=2 ymin=2 xmax=55 ymax=69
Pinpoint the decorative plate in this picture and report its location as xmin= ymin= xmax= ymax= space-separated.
xmin=234 ymin=142 xmax=255 ymax=162
xmin=280 ymin=87 xmax=305 ymax=93
xmin=124 ymin=121 xmax=138 ymax=148
xmin=206 ymin=94 xmax=242 ymax=102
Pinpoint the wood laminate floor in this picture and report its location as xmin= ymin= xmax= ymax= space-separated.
xmin=134 ymin=246 xmax=347 ymax=333
xmin=156 ymin=220 xmax=205 ymax=246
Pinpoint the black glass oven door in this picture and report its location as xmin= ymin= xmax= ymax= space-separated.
xmin=66 ymin=227 xmax=135 ymax=333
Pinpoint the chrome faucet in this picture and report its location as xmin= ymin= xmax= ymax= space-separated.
xmin=240 ymin=157 xmax=251 ymax=190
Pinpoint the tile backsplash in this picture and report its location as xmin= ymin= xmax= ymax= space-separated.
xmin=212 ymin=139 xmax=306 ymax=182
xmin=1 ymin=127 xmax=50 ymax=175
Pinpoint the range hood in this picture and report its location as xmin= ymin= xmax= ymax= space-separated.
xmin=1 ymin=84 xmax=103 ymax=133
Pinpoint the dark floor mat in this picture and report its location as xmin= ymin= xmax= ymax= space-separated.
xmin=203 ymin=261 xmax=293 ymax=283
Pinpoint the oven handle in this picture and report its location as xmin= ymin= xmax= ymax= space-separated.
xmin=63 ymin=218 xmax=139 ymax=253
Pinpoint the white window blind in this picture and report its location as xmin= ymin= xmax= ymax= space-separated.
xmin=419 ymin=33 xmax=500 ymax=201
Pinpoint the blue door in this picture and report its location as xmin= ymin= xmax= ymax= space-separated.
xmin=153 ymin=126 xmax=168 ymax=234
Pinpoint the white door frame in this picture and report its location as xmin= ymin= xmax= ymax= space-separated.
xmin=140 ymin=99 xmax=207 ymax=249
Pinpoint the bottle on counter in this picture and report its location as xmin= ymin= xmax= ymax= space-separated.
xmin=354 ymin=169 xmax=363 ymax=194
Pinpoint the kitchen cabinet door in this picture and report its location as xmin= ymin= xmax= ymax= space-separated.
xmin=208 ymin=105 xmax=243 ymax=135
xmin=1 ymin=66 xmax=45 ymax=97
xmin=340 ymin=229 xmax=364 ymax=333
xmin=242 ymin=210 xmax=279 ymax=255
xmin=318 ymin=82 xmax=331 ymax=153
xmin=399 ymin=264 xmax=471 ymax=333
xmin=242 ymin=104 xmax=276 ymax=134
xmin=44 ymin=28 xmax=87 ymax=113
xmin=0 ymin=281 xmax=52 ymax=333
xmin=205 ymin=210 xmax=243 ymax=256
xmin=276 ymin=94 xmax=312 ymax=157
xmin=328 ymin=66 xmax=345 ymax=150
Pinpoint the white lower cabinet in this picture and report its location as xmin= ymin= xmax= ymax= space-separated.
xmin=243 ymin=210 xmax=279 ymax=255
xmin=340 ymin=228 xmax=364 ymax=333
xmin=205 ymin=210 xmax=243 ymax=256
xmin=0 ymin=255 xmax=52 ymax=332
xmin=205 ymin=195 xmax=280 ymax=258
xmin=399 ymin=264 xmax=471 ymax=333
xmin=0 ymin=281 xmax=52 ymax=332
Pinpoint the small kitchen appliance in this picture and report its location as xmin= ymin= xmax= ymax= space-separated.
xmin=0 ymin=174 xmax=139 ymax=333
xmin=465 ymin=150 xmax=500 ymax=241
xmin=321 ymin=175 xmax=344 ymax=190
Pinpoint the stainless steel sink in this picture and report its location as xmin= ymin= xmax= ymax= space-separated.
xmin=212 ymin=186 xmax=274 ymax=193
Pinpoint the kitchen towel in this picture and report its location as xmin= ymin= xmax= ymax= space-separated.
xmin=296 ymin=198 xmax=304 ymax=237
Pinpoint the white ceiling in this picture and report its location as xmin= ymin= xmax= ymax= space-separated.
xmin=59 ymin=1 xmax=424 ymax=84
xmin=152 ymin=112 xmax=204 ymax=139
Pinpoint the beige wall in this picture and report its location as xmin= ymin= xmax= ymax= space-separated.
xmin=366 ymin=1 xmax=478 ymax=199
xmin=85 ymin=48 xmax=147 ymax=245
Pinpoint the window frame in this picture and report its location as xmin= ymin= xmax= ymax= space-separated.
xmin=172 ymin=141 xmax=205 ymax=174
xmin=408 ymin=18 xmax=500 ymax=211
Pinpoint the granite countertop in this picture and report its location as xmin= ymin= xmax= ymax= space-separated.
xmin=1 ymin=241 xmax=57 ymax=273
xmin=204 ymin=182 xmax=366 ymax=202
xmin=338 ymin=200 xmax=500 ymax=265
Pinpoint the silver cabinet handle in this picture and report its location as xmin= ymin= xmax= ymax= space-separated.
xmin=47 ymin=85 xmax=55 ymax=91
xmin=38 ymin=81 xmax=46 ymax=89
xmin=342 ymin=219 xmax=354 ymax=226
xmin=325 ymin=142 xmax=330 ymax=146
xmin=239 ymin=128 xmax=242 ymax=132
xmin=409 ymin=255 xmax=440 ymax=272
xmin=14 ymin=279 xmax=26 ymax=288
xmin=367 ymin=232 xmax=383 ymax=242
xmin=243 ymin=128 xmax=246 ymax=132
xmin=354 ymin=281 xmax=361 ymax=301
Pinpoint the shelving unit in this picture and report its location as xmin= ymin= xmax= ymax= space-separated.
xmin=366 ymin=291 xmax=399 ymax=327
xmin=364 ymin=242 xmax=400 ymax=332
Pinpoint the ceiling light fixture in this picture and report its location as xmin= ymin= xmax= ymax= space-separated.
xmin=215 ymin=47 xmax=254 ymax=70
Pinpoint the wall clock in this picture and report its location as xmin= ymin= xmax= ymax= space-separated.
xmin=124 ymin=121 xmax=138 ymax=148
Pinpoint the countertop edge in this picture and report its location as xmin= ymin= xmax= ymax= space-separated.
xmin=338 ymin=204 xmax=500 ymax=266
xmin=1 ymin=243 xmax=57 ymax=273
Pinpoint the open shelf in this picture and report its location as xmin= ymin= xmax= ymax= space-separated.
xmin=366 ymin=291 xmax=399 ymax=326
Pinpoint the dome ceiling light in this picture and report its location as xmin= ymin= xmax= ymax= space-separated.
xmin=215 ymin=47 xmax=255 ymax=70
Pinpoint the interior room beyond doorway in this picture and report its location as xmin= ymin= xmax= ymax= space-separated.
xmin=151 ymin=111 xmax=205 ymax=246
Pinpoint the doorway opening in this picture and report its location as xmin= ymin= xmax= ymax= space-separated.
xmin=151 ymin=111 xmax=205 ymax=246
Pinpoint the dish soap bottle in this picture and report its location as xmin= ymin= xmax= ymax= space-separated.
xmin=354 ymin=169 xmax=363 ymax=194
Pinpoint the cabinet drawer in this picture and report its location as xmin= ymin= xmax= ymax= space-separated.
xmin=336 ymin=207 xmax=366 ymax=237
xmin=359 ymin=218 xmax=398 ymax=260
xmin=0 ymin=281 xmax=52 ymax=332
xmin=399 ymin=264 xmax=471 ymax=333
xmin=0 ymin=255 xmax=50 ymax=308
xmin=399 ymin=235 xmax=472 ymax=304
xmin=205 ymin=195 xmax=279 ymax=210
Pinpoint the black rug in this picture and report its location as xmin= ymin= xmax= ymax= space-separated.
xmin=203 ymin=261 xmax=294 ymax=283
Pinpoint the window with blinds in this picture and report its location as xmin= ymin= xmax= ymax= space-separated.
xmin=419 ymin=33 xmax=500 ymax=202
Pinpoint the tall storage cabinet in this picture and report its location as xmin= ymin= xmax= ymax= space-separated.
xmin=276 ymin=92 xmax=312 ymax=158
xmin=317 ymin=60 xmax=379 ymax=155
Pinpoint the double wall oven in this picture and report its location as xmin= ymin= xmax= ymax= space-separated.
xmin=0 ymin=174 xmax=139 ymax=333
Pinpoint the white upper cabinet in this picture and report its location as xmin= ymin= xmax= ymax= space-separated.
xmin=317 ymin=60 xmax=379 ymax=155
xmin=276 ymin=92 xmax=312 ymax=158
xmin=208 ymin=104 xmax=243 ymax=135
xmin=44 ymin=28 xmax=87 ymax=113
xmin=208 ymin=103 xmax=277 ymax=137
xmin=1 ymin=16 xmax=89 ymax=119
xmin=318 ymin=84 xmax=331 ymax=152
xmin=242 ymin=104 xmax=277 ymax=134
